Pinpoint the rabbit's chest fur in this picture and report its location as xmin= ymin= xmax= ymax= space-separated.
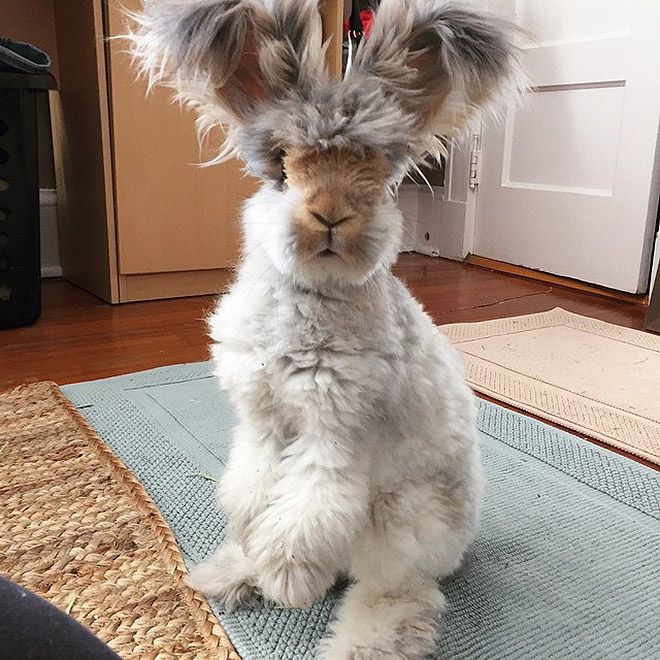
xmin=211 ymin=267 xmax=407 ymax=423
xmin=209 ymin=258 xmax=476 ymax=488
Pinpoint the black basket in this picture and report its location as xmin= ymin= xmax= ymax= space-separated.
xmin=0 ymin=69 xmax=56 ymax=329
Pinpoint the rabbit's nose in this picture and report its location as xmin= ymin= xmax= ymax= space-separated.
xmin=310 ymin=212 xmax=351 ymax=229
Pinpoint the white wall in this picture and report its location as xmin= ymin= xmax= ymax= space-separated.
xmin=397 ymin=185 xmax=419 ymax=252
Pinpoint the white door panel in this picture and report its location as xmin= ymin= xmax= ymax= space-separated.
xmin=526 ymin=39 xmax=628 ymax=87
xmin=518 ymin=0 xmax=633 ymax=46
xmin=502 ymin=84 xmax=624 ymax=196
xmin=474 ymin=0 xmax=660 ymax=292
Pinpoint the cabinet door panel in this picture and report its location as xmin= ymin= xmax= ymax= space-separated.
xmin=107 ymin=0 xmax=254 ymax=275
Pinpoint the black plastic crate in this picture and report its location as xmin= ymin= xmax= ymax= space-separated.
xmin=0 ymin=70 xmax=56 ymax=329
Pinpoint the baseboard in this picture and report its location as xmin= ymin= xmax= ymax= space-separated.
xmin=118 ymin=268 xmax=234 ymax=302
xmin=40 ymin=188 xmax=62 ymax=278
xmin=39 ymin=188 xmax=57 ymax=207
xmin=41 ymin=265 xmax=63 ymax=278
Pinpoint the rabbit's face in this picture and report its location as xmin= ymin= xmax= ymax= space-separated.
xmin=283 ymin=146 xmax=398 ymax=284
xmin=244 ymin=143 xmax=403 ymax=286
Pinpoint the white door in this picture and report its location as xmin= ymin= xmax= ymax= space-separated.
xmin=473 ymin=0 xmax=660 ymax=293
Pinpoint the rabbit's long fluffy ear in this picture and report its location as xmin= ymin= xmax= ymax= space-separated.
xmin=128 ymin=0 xmax=325 ymax=153
xmin=351 ymin=0 xmax=524 ymax=156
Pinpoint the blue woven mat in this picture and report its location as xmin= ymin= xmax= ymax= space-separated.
xmin=62 ymin=362 xmax=660 ymax=660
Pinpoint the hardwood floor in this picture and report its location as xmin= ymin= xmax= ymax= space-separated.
xmin=0 ymin=254 xmax=647 ymax=391
xmin=1 ymin=254 xmax=654 ymax=469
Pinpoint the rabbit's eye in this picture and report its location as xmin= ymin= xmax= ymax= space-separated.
xmin=276 ymin=148 xmax=288 ymax=191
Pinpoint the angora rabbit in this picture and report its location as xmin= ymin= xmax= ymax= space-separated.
xmin=131 ymin=1 xmax=521 ymax=657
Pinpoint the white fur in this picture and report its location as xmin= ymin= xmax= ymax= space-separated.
xmin=187 ymin=185 xmax=483 ymax=659
xmin=128 ymin=1 xmax=521 ymax=656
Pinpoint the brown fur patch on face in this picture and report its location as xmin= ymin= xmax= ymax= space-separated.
xmin=284 ymin=147 xmax=390 ymax=263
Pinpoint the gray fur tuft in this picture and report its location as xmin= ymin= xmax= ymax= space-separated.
xmin=127 ymin=0 xmax=326 ymax=159
xmin=351 ymin=0 xmax=525 ymax=159
xmin=128 ymin=0 xmax=524 ymax=181
xmin=129 ymin=1 xmax=255 ymax=116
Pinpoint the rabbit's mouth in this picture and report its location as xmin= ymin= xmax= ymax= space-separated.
xmin=317 ymin=248 xmax=338 ymax=259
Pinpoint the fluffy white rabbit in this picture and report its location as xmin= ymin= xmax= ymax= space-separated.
xmin=130 ymin=1 xmax=521 ymax=657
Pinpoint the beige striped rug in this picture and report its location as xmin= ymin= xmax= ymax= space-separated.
xmin=443 ymin=308 xmax=660 ymax=465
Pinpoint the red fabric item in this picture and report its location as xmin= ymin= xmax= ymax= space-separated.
xmin=344 ymin=10 xmax=375 ymax=39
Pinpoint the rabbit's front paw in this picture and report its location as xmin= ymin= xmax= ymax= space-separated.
xmin=318 ymin=638 xmax=399 ymax=660
xmin=185 ymin=542 xmax=257 ymax=612
xmin=257 ymin=554 xmax=334 ymax=609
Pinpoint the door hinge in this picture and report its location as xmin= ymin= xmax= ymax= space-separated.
xmin=469 ymin=133 xmax=482 ymax=189
xmin=469 ymin=149 xmax=481 ymax=187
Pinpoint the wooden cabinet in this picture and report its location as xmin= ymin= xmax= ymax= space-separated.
xmin=53 ymin=0 xmax=343 ymax=303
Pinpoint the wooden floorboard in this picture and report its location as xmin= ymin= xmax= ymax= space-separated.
xmin=0 ymin=254 xmax=652 ymax=469
xmin=0 ymin=254 xmax=647 ymax=389
xmin=465 ymin=254 xmax=648 ymax=304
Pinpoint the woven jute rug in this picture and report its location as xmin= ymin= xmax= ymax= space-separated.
xmin=443 ymin=307 xmax=660 ymax=465
xmin=0 ymin=381 xmax=239 ymax=660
